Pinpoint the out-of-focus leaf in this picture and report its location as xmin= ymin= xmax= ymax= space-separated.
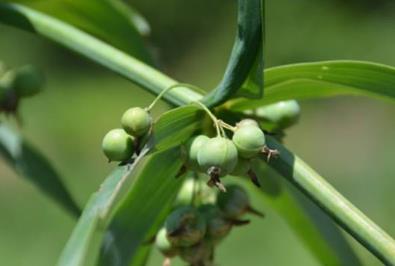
xmin=0 ymin=124 xmax=80 ymax=216
xmin=240 ymin=162 xmax=361 ymax=265
xmin=2 ymin=0 xmax=153 ymax=63
xmin=58 ymin=106 xmax=203 ymax=266
xmin=228 ymin=60 xmax=395 ymax=110
xmin=0 ymin=3 xmax=201 ymax=106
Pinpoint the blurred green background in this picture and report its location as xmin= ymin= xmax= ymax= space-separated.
xmin=1 ymin=0 xmax=395 ymax=265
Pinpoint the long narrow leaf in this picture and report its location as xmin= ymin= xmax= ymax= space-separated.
xmin=228 ymin=60 xmax=395 ymax=110
xmin=0 ymin=3 xmax=202 ymax=106
xmin=236 ymin=0 xmax=265 ymax=99
xmin=0 ymin=124 xmax=80 ymax=216
xmin=202 ymin=0 xmax=263 ymax=107
xmin=6 ymin=0 xmax=153 ymax=63
xmin=99 ymin=147 xmax=184 ymax=266
xmin=58 ymin=106 xmax=203 ymax=266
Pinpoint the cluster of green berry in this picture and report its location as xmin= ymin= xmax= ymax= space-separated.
xmin=102 ymin=107 xmax=152 ymax=162
xmin=155 ymin=179 xmax=262 ymax=266
xmin=0 ymin=63 xmax=44 ymax=114
xmin=184 ymin=114 xmax=277 ymax=191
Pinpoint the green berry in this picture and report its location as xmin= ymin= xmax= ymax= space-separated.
xmin=256 ymin=100 xmax=300 ymax=129
xmin=155 ymin=227 xmax=178 ymax=257
xmin=179 ymin=241 xmax=213 ymax=265
xmin=199 ymin=204 xmax=232 ymax=242
xmin=174 ymin=178 xmax=217 ymax=207
xmin=102 ymin=129 xmax=134 ymax=162
xmin=236 ymin=119 xmax=259 ymax=129
xmin=165 ymin=206 xmax=206 ymax=247
xmin=185 ymin=135 xmax=209 ymax=170
xmin=197 ymin=137 xmax=238 ymax=177
xmin=232 ymin=125 xmax=265 ymax=158
xmin=121 ymin=107 xmax=152 ymax=137
xmin=217 ymin=185 xmax=249 ymax=219
xmin=13 ymin=65 xmax=44 ymax=98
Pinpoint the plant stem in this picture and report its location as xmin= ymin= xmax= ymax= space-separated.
xmin=265 ymin=136 xmax=395 ymax=265
xmin=2 ymin=4 xmax=395 ymax=264
xmin=147 ymin=83 xmax=204 ymax=111
xmin=193 ymin=101 xmax=221 ymax=137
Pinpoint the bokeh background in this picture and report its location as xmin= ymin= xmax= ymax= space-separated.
xmin=1 ymin=0 xmax=395 ymax=265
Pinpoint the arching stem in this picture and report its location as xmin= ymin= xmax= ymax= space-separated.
xmin=193 ymin=101 xmax=222 ymax=137
xmin=147 ymin=83 xmax=203 ymax=111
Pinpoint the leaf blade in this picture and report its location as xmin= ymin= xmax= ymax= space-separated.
xmin=229 ymin=60 xmax=395 ymax=110
xmin=57 ymin=106 xmax=203 ymax=266
xmin=202 ymin=0 xmax=263 ymax=107
xmin=0 ymin=124 xmax=80 ymax=217
xmin=8 ymin=0 xmax=153 ymax=63
xmin=0 ymin=3 xmax=202 ymax=106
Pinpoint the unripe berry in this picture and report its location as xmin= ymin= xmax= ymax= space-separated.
xmin=256 ymin=100 xmax=300 ymax=130
xmin=179 ymin=241 xmax=213 ymax=265
xmin=121 ymin=107 xmax=152 ymax=137
xmin=155 ymin=227 xmax=178 ymax=258
xmin=13 ymin=65 xmax=44 ymax=98
xmin=165 ymin=206 xmax=206 ymax=247
xmin=217 ymin=185 xmax=249 ymax=219
xmin=236 ymin=118 xmax=259 ymax=129
xmin=185 ymin=135 xmax=209 ymax=170
xmin=102 ymin=129 xmax=134 ymax=162
xmin=174 ymin=178 xmax=217 ymax=207
xmin=199 ymin=204 xmax=232 ymax=242
xmin=197 ymin=137 xmax=238 ymax=177
xmin=232 ymin=125 xmax=265 ymax=158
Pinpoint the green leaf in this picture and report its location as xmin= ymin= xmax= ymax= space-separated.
xmin=4 ymin=0 xmax=153 ymax=63
xmin=0 ymin=124 xmax=80 ymax=217
xmin=236 ymin=0 xmax=264 ymax=99
xmin=0 ymin=3 xmax=202 ymax=106
xmin=58 ymin=106 xmax=203 ymax=266
xmin=228 ymin=60 xmax=395 ymax=110
xmin=99 ymin=147 xmax=184 ymax=266
xmin=202 ymin=0 xmax=263 ymax=107
xmin=243 ymin=163 xmax=361 ymax=265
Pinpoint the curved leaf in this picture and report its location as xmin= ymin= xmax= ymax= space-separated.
xmin=0 ymin=3 xmax=202 ymax=106
xmin=0 ymin=124 xmax=80 ymax=217
xmin=228 ymin=60 xmax=395 ymax=110
xmin=5 ymin=0 xmax=152 ymax=63
xmin=58 ymin=106 xmax=203 ymax=266
xmin=202 ymin=0 xmax=263 ymax=107
xmin=236 ymin=0 xmax=265 ymax=99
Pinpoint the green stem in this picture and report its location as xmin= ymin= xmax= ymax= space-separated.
xmin=1 ymin=3 xmax=395 ymax=264
xmin=265 ymin=136 xmax=395 ymax=265
xmin=147 ymin=83 xmax=203 ymax=111
xmin=193 ymin=101 xmax=221 ymax=137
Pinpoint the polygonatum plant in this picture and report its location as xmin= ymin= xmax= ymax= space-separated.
xmin=1 ymin=0 xmax=395 ymax=265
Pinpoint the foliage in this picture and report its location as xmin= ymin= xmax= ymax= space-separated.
xmin=0 ymin=1 xmax=395 ymax=266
